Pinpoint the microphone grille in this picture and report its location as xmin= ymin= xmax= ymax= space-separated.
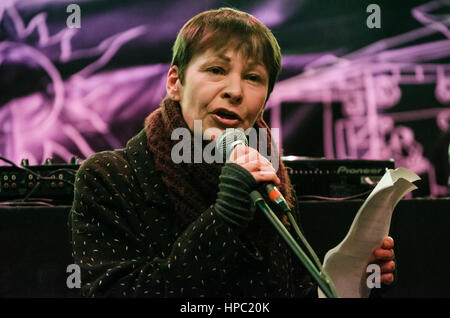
xmin=216 ymin=128 xmax=248 ymax=161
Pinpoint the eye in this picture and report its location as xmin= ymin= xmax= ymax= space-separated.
xmin=246 ymin=73 xmax=262 ymax=82
xmin=207 ymin=67 xmax=225 ymax=75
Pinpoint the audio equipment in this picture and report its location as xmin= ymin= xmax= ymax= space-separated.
xmin=0 ymin=158 xmax=80 ymax=203
xmin=282 ymin=156 xmax=395 ymax=198
xmin=1 ymin=156 xmax=395 ymax=202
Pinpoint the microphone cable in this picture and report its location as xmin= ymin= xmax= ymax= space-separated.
xmin=250 ymin=190 xmax=339 ymax=298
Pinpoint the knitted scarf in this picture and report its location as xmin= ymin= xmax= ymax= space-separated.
xmin=144 ymin=97 xmax=295 ymax=230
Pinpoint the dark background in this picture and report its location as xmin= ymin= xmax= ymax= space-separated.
xmin=1 ymin=1 xmax=448 ymax=195
xmin=0 ymin=0 xmax=449 ymax=298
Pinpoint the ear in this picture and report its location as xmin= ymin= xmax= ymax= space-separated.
xmin=166 ymin=65 xmax=182 ymax=101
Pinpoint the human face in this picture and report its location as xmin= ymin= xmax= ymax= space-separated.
xmin=168 ymin=48 xmax=269 ymax=140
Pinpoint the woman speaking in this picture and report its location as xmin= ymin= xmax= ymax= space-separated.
xmin=69 ymin=7 xmax=395 ymax=298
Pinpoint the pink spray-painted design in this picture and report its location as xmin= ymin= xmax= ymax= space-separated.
xmin=267 ymin=0 xmax=450 ymax=197
xmin=0 ymin=0 xmax=448 ymax=197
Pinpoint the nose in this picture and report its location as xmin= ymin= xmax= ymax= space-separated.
xmin=222 ymin=74 xmax=243 ymax=105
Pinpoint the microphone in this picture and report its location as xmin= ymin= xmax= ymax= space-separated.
xmin=216 ymin=130 xmax=338 ymax=298
xmin=216 ymin=128 xmax=291 ymax=213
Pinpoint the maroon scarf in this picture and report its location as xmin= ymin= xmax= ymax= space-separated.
xmin=144 ymin=97 xmax=294 ymax=230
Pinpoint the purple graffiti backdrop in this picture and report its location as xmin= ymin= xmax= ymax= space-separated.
xmin=0 ymin=0 xmax=449 ymax=197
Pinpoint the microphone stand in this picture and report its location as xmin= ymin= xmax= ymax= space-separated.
xmin=250 ymin=190 xmax=339 ymax=298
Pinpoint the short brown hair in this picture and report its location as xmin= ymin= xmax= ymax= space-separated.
xmin=171 ymin=7 xmax=281 ymax=100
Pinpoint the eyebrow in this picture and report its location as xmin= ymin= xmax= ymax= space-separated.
xmin=207 ymin=54 xmax=266 ymax=70
xmin=210 ymin=54 xmax=230 ymax=63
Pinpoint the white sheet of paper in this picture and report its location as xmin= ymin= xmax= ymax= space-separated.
xmin=318 ymin=167 xmax=421 ymax=298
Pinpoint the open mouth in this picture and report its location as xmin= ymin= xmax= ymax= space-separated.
xmin=214 ymin=109 xmax=240 ymax=121
xmin=212 ymin=109 xmax=241 ymax=127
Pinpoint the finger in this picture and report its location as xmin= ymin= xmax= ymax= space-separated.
xmin=230 ymin=148 xmax=280 ymax=184
xmin=229 ymin=144 xmax=250 ymax=162
xmin=382 ymin=237 xmax=395 ymax=249
xmin=259 ymin=171 xmax=281 ymax=185
xmin=238 ymin=160 xmax=265 ymax=173
xmin=380 ymin=273 xmax=395 ymax=285
xmin=379 ymin=260 xmax=396 ymax=273
xmin=235 ymin=153 xmax=273 ymax=172
xmin=373 ymin=248 xmax=395 ymax=261
xmin=252 ymin=169 xmax=281 ymax=185
xmin=233 ymin=147 xmax=268 ymax=166
xmin=233 ymin=152 xmax=258 ymax=165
